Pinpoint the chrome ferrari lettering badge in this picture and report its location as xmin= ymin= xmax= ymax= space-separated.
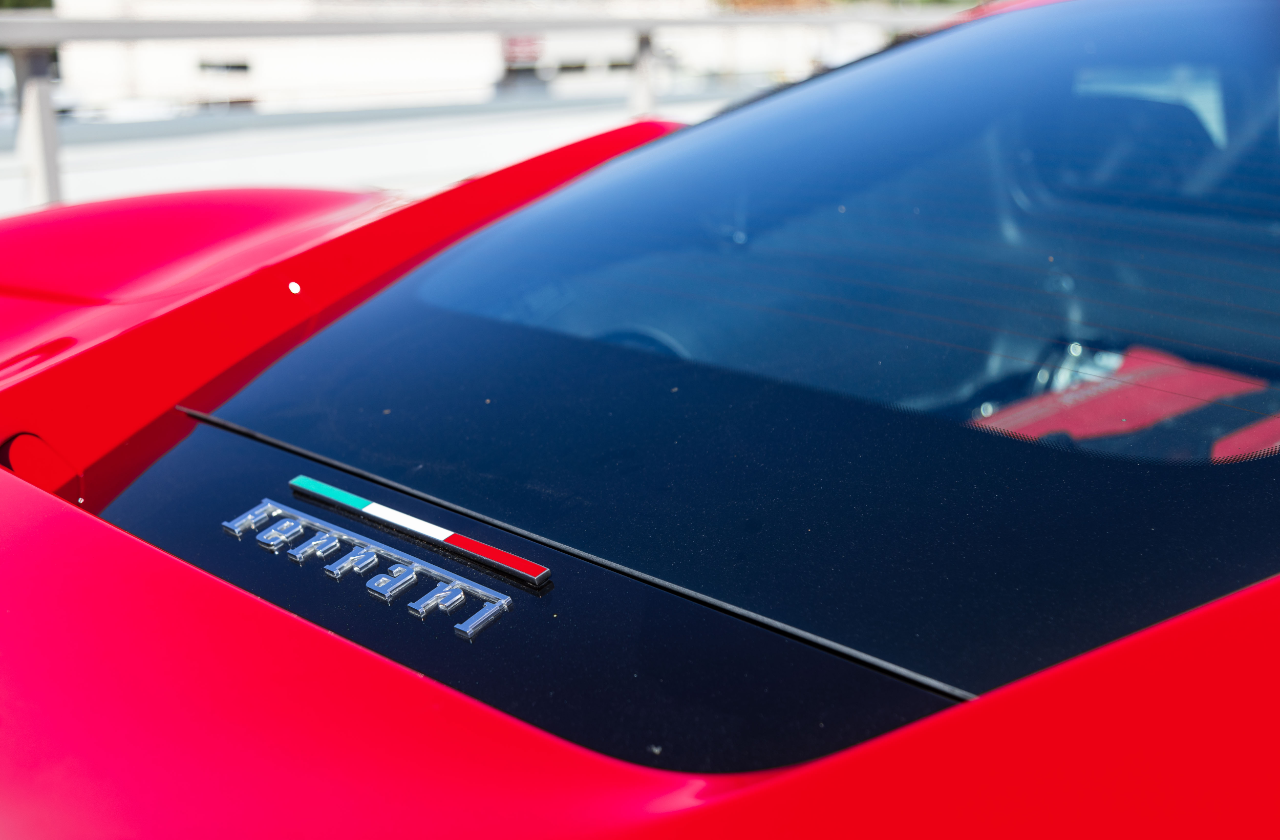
xmin=222 ymin=499 xmax=511 ymax=640
xmin=287 ymin=532 xmax=341 ymax=564
xmin=367 ymin=563 xmax=417 ymax=601
xmin=223 ymin=501 xmax=274 ymax=537
xmin=324 ymin=546 xmax=378 ymax=579
xmin=257 ymin=518 xmax=303 ymax=551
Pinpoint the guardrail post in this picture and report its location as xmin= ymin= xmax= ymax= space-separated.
xmin=629 ymin=29 xmax=655 ymax=117
xmin=12 ymin=47 xmax=63 ymax=207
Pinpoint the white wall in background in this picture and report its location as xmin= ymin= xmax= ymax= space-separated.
xmin=659 ymin=21 xmax=886 ymax=80
xmin=57 ymin=0 xmax=719 ymax=21
xmin=59 ymin=34 xmax=505 ymax=119
xmin=53 ymin=0 xmax=890 ymax=120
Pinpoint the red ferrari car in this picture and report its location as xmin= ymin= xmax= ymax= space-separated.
xmin=2 ymin=0 xmax=1278 ymax=835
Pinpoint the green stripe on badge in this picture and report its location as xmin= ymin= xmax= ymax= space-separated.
xmin=289 ymin=475 xmax=373 ymax=511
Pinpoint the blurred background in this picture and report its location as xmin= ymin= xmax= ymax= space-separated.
xmin=0 ymin=0 xmax=973 ymax=217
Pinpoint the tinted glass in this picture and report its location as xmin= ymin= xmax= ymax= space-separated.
xmin=411 ymin=0 xmax=1280 ymax=464
xmin=208 ymin=0 xmax=1280 ymax=696
xmin=103 ymin=425 xmax=953 ymax=771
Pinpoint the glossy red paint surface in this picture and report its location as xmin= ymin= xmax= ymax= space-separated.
xmin=0 ymin=187 xmax=383 ymax=302
xmin=0 ymin=188 xmax=389 ymax=391
xmin=0 ymin=433 xmax=80 ymax=498
xmin=0 ymin=187 xmax=390 ymax=503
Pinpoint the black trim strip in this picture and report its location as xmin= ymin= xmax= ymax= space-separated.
xmin=177 ymin=404 xmax=978 ymax=702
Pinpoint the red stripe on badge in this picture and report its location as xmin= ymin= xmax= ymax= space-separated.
xmin=444 ymin=533 xmax=550 ymax=584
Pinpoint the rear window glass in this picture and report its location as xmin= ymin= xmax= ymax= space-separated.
xmin=411 ymin=0 xmax=1280 ymax=465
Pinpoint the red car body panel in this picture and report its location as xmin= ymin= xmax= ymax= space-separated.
xmin=2 ymin=5 xmax=1276 ymax=831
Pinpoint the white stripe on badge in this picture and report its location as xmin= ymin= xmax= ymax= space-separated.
xmin=363 ymin=502 xmax=455 ymax=542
